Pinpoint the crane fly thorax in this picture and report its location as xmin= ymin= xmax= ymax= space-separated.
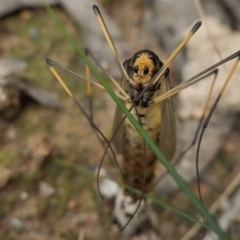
xmin=125 ymin=97 xmax=162 ymax=139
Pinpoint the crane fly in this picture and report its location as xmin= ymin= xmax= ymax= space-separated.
xmin=46 ymin=3 xmax=240 ymax=236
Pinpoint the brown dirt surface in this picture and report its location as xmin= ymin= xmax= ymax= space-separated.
xmin=0 ymin=1 xmax=239 ymax=240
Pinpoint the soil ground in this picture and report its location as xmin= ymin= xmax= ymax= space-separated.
xmin=0 ymin=3 xmax=239 ymax=240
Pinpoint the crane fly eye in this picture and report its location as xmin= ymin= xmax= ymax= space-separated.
xmin=133 ymin=65 xmax=139 ymax=73
xmin=143 ymin=66 xmax=149 ymax=75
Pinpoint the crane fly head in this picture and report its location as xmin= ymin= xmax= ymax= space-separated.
xmin=123 ymin=50 xmax=169 ymax=107
xmin=124 ymin=50 xmax=165 ymax=86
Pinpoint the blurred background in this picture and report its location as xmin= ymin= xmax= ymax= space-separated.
xmin=0 ymin=0 xmax=240 ymax=239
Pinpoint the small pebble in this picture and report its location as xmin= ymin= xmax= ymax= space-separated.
xmin=19 ymin=191 xmax=28 ymax=200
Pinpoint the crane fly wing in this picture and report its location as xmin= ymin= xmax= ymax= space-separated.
xmin=112 ymin=98 xmax=125 ymax=154
xmin=158 ymin=76 xmax=176 ymax=161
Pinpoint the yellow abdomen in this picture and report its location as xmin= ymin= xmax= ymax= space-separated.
xmin=122 ymin=93 xmax=161 ymax=200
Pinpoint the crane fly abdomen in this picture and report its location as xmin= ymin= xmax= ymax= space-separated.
xmin=123 ymin=95 xmax=162 ymax=200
